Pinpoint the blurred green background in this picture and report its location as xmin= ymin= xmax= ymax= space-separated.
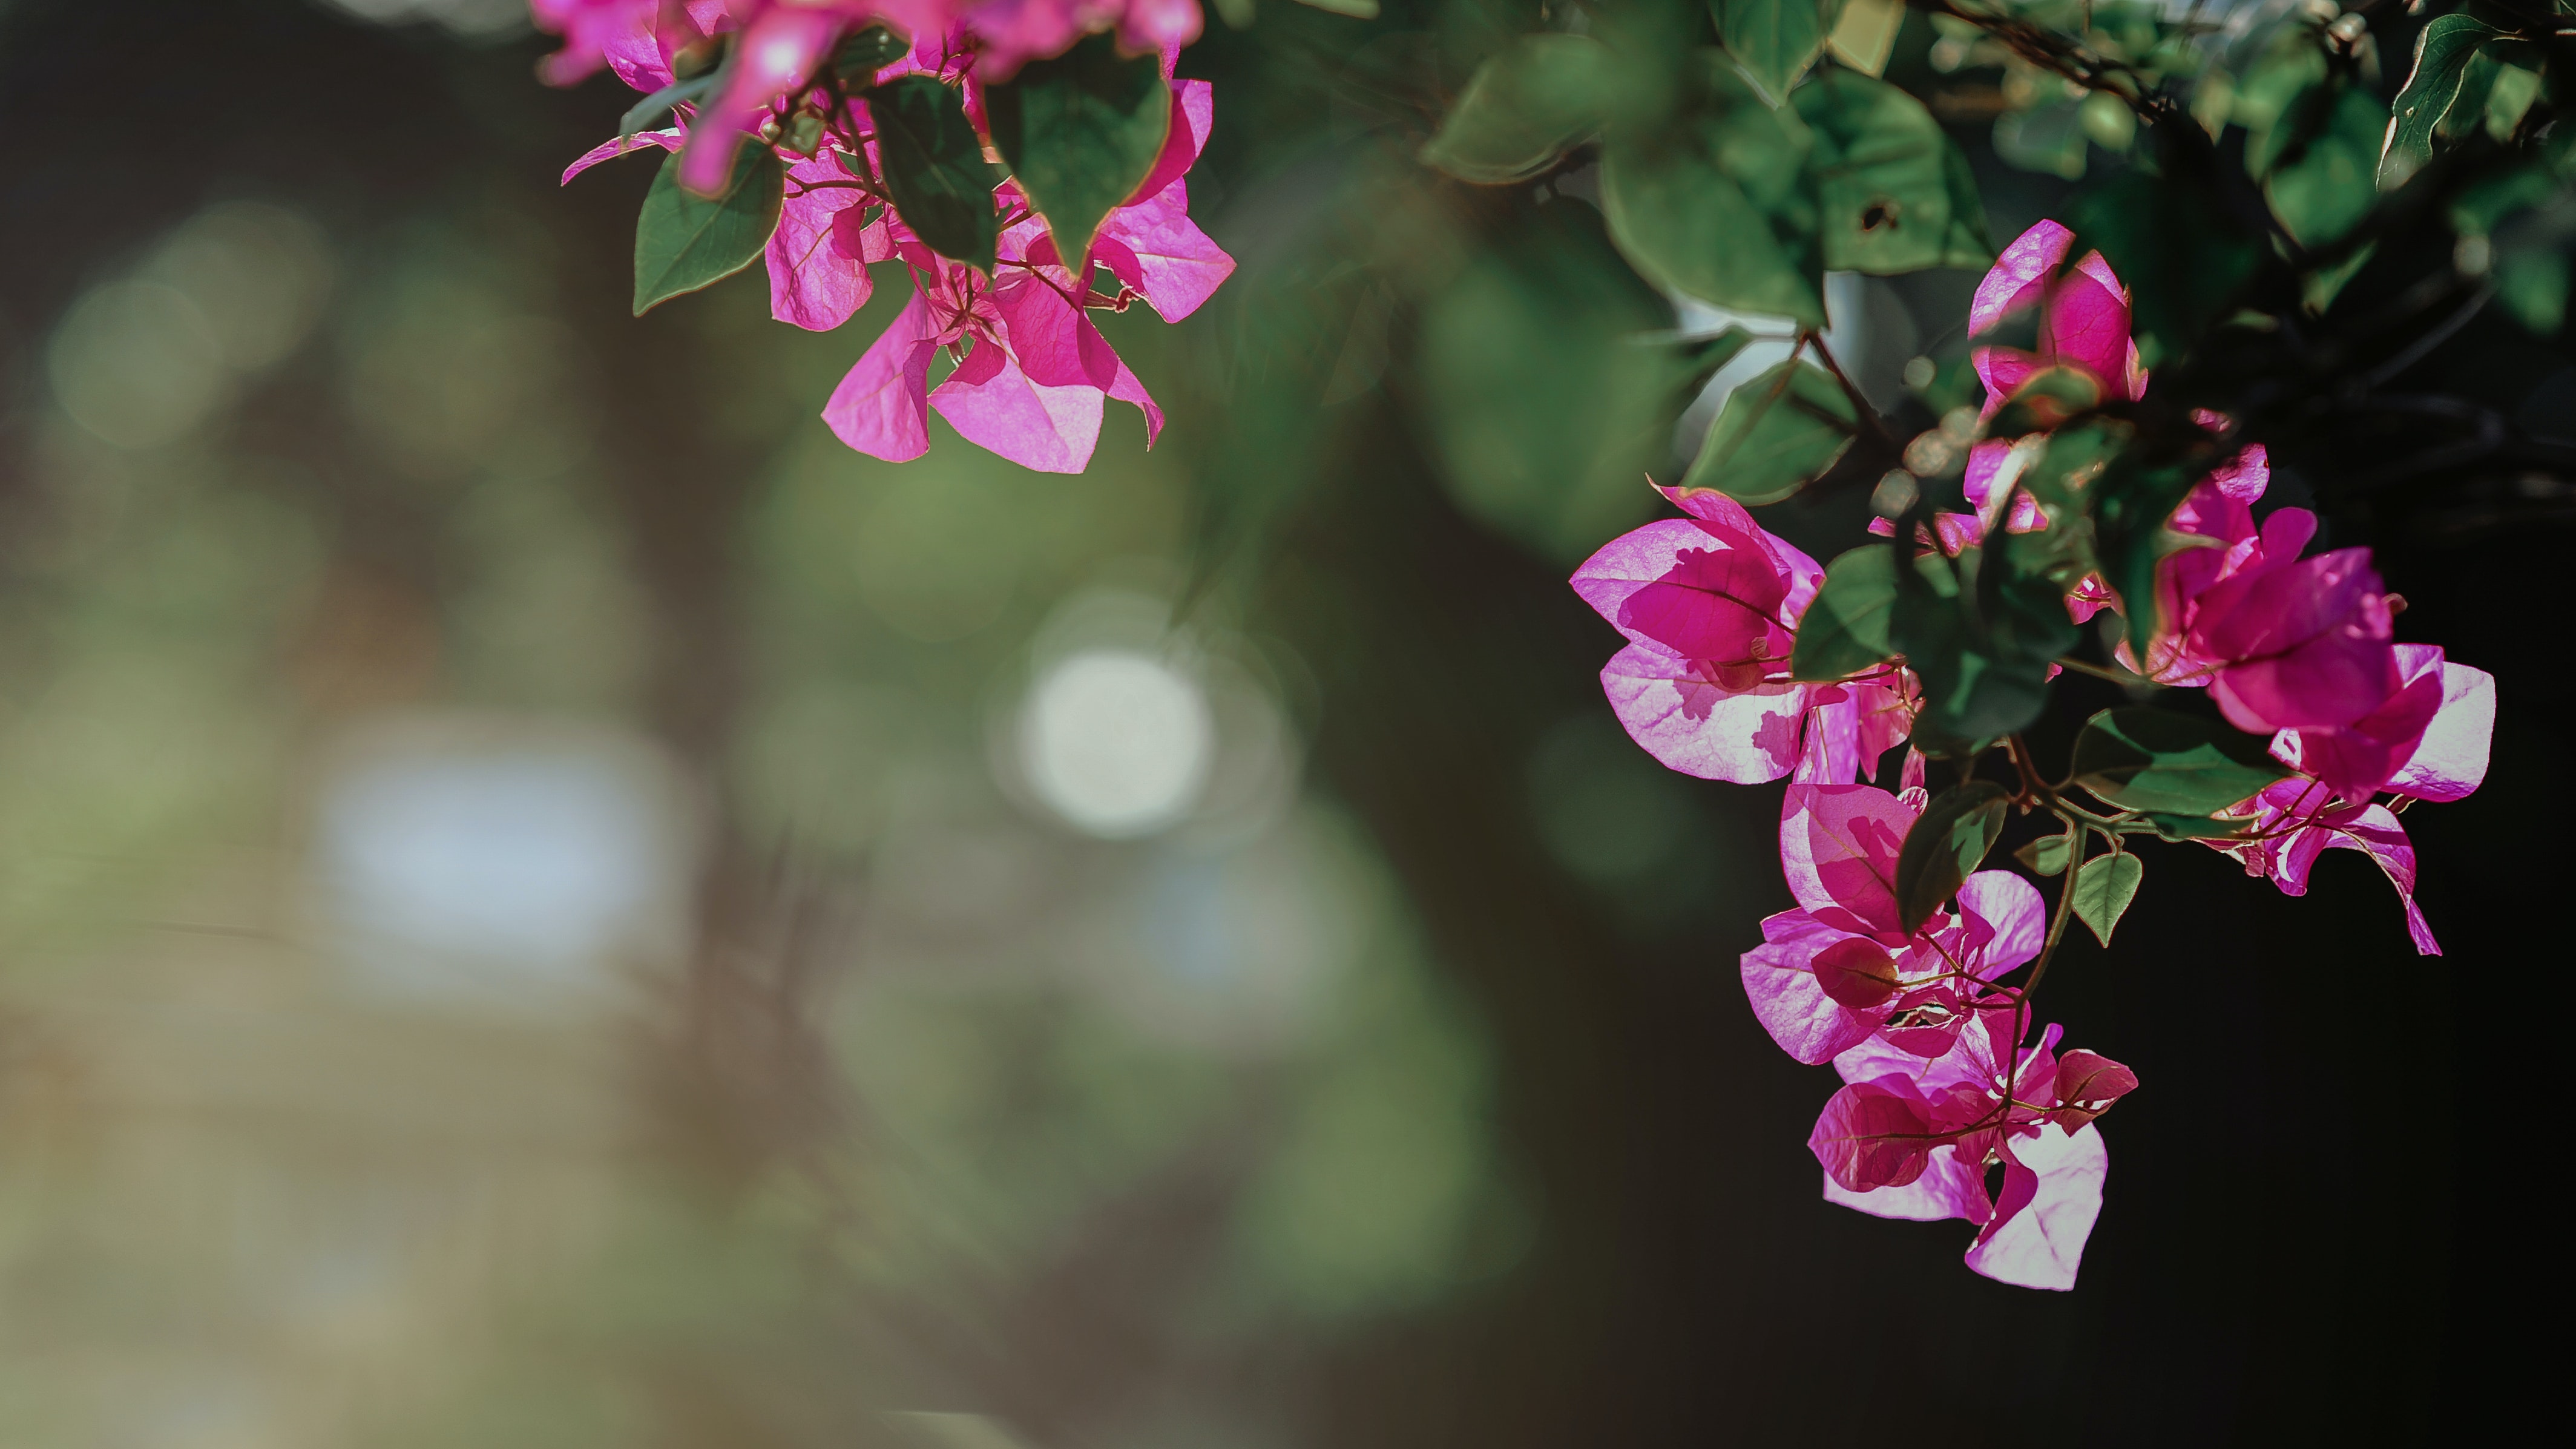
xmin=0 ymin=1 xmax=2556 ymax=1445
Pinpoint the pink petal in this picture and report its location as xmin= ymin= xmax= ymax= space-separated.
xmin=1808 ymin=1079 xmax=1937 ymax=1192
xmin=2326 ymin=804 xmax=2441 ymax=955
xmin=1971 ymin=220 xmax=2075 ymax=337
xmin=2042 ymin=262 xmax=2132 ymax=389
xmin=1962 ymin=1123 xmax=2106 ymax=1290
xmin=1741 ymin=911 xmax=1890 ymax=1064
xmin=1128 ymin=78 xmax=1215 ymax=207
xmin=677 ymin=7 xmax=840 ymax=196
xmin=562 ymin=126 xmax=682 ymax=185
xmin=2047 ymin=1049 xmax=2139 ymax=1129
xmin=822 ymin=286 xmax=941 ymax=462
xmin=1599 ymin=643 xmax=1810 ymax=783
xmin=767 ymin=154 xmax=875 ymax=331
xmin=1953 ymin=870 xmax=2046 ymax=975
xmin=1824 ymin=1143 xmax=1989 ymax=1222
xmin=1081 ymin=317 xmax=1165 ymax=445
xmin=2386 ymin=657 xmax=2494 ymax=802
xmin=1092 ymin=202 xmax=1237 ymax=323
xmin=1571 ymin=519 xmax=1792 ymax=666
xmin=2269 ymin=643 xmax=2446 ymax=798
xmin=1779 ymin=784 xmax=1917 ymax=938
xmin=930 ymin=338 xmax=1106 ymax=473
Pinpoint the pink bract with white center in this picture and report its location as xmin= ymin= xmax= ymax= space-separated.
xmin=1573 ymin=490 xmax=1914 ymax=785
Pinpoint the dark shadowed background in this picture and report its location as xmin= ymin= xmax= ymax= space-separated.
xmin=0 ymin=1 xmax=2557 ymax=1445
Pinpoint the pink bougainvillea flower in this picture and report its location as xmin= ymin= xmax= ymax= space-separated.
xmin=1576 ymin=490 xmax=1914 ymax=784
xmin=1741 ymin=785 xmax=2045 ymax=1064
xmin=2177 ymin=508 xmax=2400 ymax=732
xmin=767 ymin=151 xmax=889 ymax=330
xmin=2269 ymin=643 xmax=2495 ymax=801
xmin=531 ymin=0 xmax=674 ymax=87
xmin=821 ymin=192 xmax=1164 ymax=472
xmin=2205 ymin=646 xmax=2491 ymax=953
xmin=2209 ymin=777 xmax=2440 ymax=953
xmin=1870 ymin=220 xmax=2151 ymax=552
xmin=1816 ymin=1007 xmax=2131 ymax=1290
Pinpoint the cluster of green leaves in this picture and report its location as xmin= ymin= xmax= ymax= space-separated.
xmin=1420 ymin=1 xmax=1993 ymax=514
xmin=627 ymin=29 xmax=1173 ymax=315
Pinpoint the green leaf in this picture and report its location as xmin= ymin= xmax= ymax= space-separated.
xmin=1289 ymin=0 xmax=1381 ymax=15
xmin=1790 ymin=544 xmax=1898 ymax=681
xmin=1934 ymin=141 xmax=1998 ymax=270
xmin=985 ymin=33 xmax=1171 ymax=270
xmin=2070 ymin=851 xmax=2143 ymax=947
xmin=632 ymin=145 xmax=784 ymax=316
xmin=1678 ymin=356 xmax=1858 ymax=504
xmin=1418 ymin=201 xmax=1693 ymax=561
xmin=1823 ymin=0 xmax=1904 ymax=77
xmin=2070 ymin=707 xmax=2288 ymax=815
xmin=831 ymin=24 xmax=908 ymax=84
xmin=2265 ymin=86 xmax=2388 ymax=248
xmin=2379 ymin=14 xmax=2497 ymax=190
xmin=2063 ymin=169 xmax=2259 ymax=369
xmin=1602 ymin=51 xmax=1823 ymax=326
xmin=1985 ymin=367 xmax=2103 ymax=442
xmin=1793 ymin=67 xmax=1992 ymax=274
xmin=1420 ymin=34 xmax=1618 ymax=185
xmin=2014 ymin=830 xmax=2073 ymax=876
xmin=1717 ymin=0 xmax=1839 ymax=105
xmin=2483 ymin=55 xmax=2543 ymax=143
xmin=1994 ymin=97 xmax=2089 ymax=182
xmin=619 ymin=71 xmax=716 ymax=137
xmin=2141 ymin=810 xmax=2258 ymax=841
xmin=872 ymin=74 xmax=1002 ymax=271
xmin=1894 ymin=781 xmax=2009 ymax=935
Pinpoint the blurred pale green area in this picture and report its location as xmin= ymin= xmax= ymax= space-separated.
xmin=0 ymin=168 xmax=1517 ymax=1448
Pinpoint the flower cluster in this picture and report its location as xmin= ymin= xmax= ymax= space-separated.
xmin=541 ymin=0 xmax=1230 ymax=474
xmin=1571 ymin=220 xmax=2495 ymax=1289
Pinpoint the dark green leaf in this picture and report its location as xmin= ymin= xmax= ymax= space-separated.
xmin=985 ymin=33 xmax=1171 ymax=270
xmin=2482 ymin=53 xmax=2543 ymax=143
xmin=2071 ymin=851 xmax=2143 ymax=947
xmin=620 ymin=71 xmax=716 ymax=137
xmin=1994 ymin=96 xmax=2089 ymax=182
xmin=1420 ymin=33 xmax=1618 ymax=184
xmin=1891 ymin=542 xmax=2071 ymax=746
xmin=1790 ymin=544 xmax=1898 ymax=681
xmin=2014 ymin=830 xmax=2073 ymax=876
xmin=873 ymin=74 xmax=1002 ymax=271
xmin=1678 ymin=357 xmax=1858 ymax=504
xmin=2265 ymin=86 xmax=2387 ymax=247
xmin=1895 ymin=781 xmax=2009 ymax=934
xmin=632 ymin=145 xmax=784 ymax=315
xmin=1602 ymin=51 xmax=1823 ymax=326
xmin=832 ymin=24 xmax=908 ymax=84
xmin=1793 ymin=67 xmax=1991 ymax=274
xmin=2071 ymin=707 xmax=2288 ymax=815
xmin=1418 ymin=201 xmax=1690 ymax=560
xmin=2063 ymin=169 xmax=2260 ymax=369
xmin=2142 ymin=810 xmax=2258 ymax=841
xmin=1717 ymin=0 xmax=1839 ymax=105
xmin=2379 ymin=14 xmax=2497 ymax=190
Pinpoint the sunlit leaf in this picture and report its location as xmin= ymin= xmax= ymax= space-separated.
xmin=2071 ymin=851 xmax=2143 ymax=947
xmin=1602 ymin=50 xmax=1822 ymax=326
xmin=2070 ymin=707 xmax=2287 ymax=815
xmin=2379 ymin=14 xmax=2497 ymax=190
xmin=1680 ymin=357 xmax=1857 ymax=504
xmin=1794 ymin=67 xmax=1992 ymax=274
